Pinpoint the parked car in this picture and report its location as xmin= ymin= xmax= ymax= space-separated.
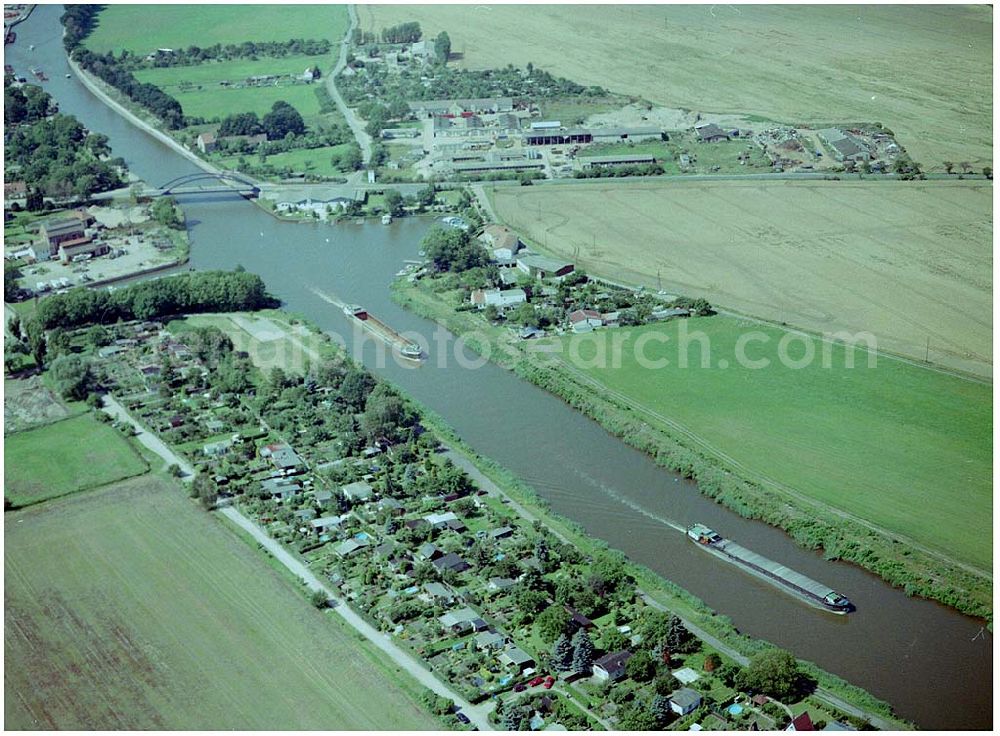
xmin=528 ymin=676 xmax=545 ymax=687
xmin=456 ymin=713 xmax=470 ymax=724
xmin=542 ymin=676 xmax=555 ymax=690
xmin=513 ymin=683 xmax=526 ymax=692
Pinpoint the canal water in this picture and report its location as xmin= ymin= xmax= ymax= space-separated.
xmin=8 ymin=6 xmax=991 ymax=728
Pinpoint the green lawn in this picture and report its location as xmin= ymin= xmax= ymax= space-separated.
xmin=553 ymin=317 xmax=992 ymax=568
xmin=85 ymin=5 xmax=350 ymax=53
xmin=134 ymin=57 xmax=331 ymax=121
xmin=4 ymin=476 xmax=440 ymax=730
xmin=220 ymin=143 xmax=353 ymax=176
xmin=4 ymin=413 xmax=148 ymax=506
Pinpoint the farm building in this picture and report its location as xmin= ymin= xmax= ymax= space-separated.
xmin=694 ymin=123 xmax=730 ymax=143
xmin=39 ymin=217 xmax=87 ymax=256
xmin=817 ymin=128 xmax=870 ymax=162
xmin=450 ymin=159 xmax=545 ymax=175
xmin=479 ymin=224 xmax=523 ymax=261
xmin=408 ymin=97 xmax=514 ymax=118
xmin=470 ymin=287 xmax=528 ymax=312
xmin=381 ymin=127 xmax=421 ymax=140
xmin=196 ymin=131 xmax=217 ymax=153
xmin=516 ymin=254 xmax=575 ymax=281
xmin=58 ymin=237 xmax=109 ymax=264
xmin=568 ymin=309 xmax=603 ymax=332
xmin=579 ymin=153 xmax=656 ymax=169
xmin=590 ymin=126 xmax=664 ymax=143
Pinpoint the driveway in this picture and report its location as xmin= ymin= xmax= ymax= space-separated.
xmin=101 ymin=394 xmax=195 ymax=480
xmin=219 ymin=506 xmax=495 ymax=731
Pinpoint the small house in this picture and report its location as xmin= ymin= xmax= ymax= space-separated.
xmin=475 ymin=630 xmax=506 ymax=650
xmin=499 ymin=646 xmax=535 ymax=673
xmin=416 ymin=542 xmax=442 ymax=561
xmin=432 ymin=552 xmax=471 ymax=574
xmin=310 ymin=515 xmax=344 ymax=535
xmin=334 ymin=538 xmax=369 ymax=558
xmin=694 ymin=123 xmax=730 ymax=143
xmin=424 ymin=511 xmax=460 ymax=529
xmin=669 ymin=688 xmax=702 ymax=716
xmin=196 ymin=131 xmax=217 ymax=154
xmin=568 ymin=309 xmax=603 ymax=332
xmin=423 ymin=582 xmax=456 ymax=604
xmin=341 ymin=480 xmax=374 ymax=503
xmin=786 ymin=713 xmax=816 ymax=732
xmin=490 ymin=526 xmax=515 ymax=540
xmin=439 ymin=607 xmax=487 ymax=634
xmin=593 ymin=650 xmax=633 ymax=682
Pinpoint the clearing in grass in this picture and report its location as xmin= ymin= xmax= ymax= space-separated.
xmin=549 ymin=316 xmax=991 ymax=569
xmin=491 ymin=179 xmax=992 ymax=377
xmin=85 ymin=5 xmax=351 ymax=53
xmin=4 ymin=476 xmax=441 ymax=730
xmin=4 ymin=413 xmax=148 ymax=507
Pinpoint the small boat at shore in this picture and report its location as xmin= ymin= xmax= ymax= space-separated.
xmin=342 ymin=304 xmax=423 ymax=361
xmin=687 ymin=524 xmax=852 ymax=614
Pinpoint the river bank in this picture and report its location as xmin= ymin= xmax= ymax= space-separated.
xmin=390 ymin=277 xmax=992 ymax=622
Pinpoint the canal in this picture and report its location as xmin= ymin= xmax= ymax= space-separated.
xmin=8 ymin=6 xmax=991 ymax=729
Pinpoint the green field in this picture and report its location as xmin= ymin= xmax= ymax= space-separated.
xmin=4 ymin=476 xmax=440 ymax=730
xmin=134 ymin=56 xmax=331 ymax=121
xmin=86 ymin=5 xmax=350 ymax=53
xmin=551 ymin=317 xmax=992 ymax=568
xmin=4 ymin=414 xmax=148 ymax=506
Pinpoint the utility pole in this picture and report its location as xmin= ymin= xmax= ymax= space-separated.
xmin=925 ymin=336 xmax=930 ymax=363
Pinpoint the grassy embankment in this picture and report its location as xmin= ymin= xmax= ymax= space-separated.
xmin=196 ymin=307 xmax=910 ymax=727
xmin=368 ymin=4 xmax=992 ymax=168
xmin=4 ymin=413 xmax=149 ymax=507
xmin=490 ymin=180 xmax=993 ymax=378
xmin=3 ymin=475 xmax=441 ymax=730
xmin=390 ymin=277 xmax=992 ymax=621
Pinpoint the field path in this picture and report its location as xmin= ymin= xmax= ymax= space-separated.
xmin=218 ymin=506 xmax=495 ymax=731
xmin=101 ymin=395 xmax=195 ymax=480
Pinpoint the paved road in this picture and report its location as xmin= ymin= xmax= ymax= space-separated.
xmin=328 ymin=5 xmax=373 ymax=166
xmin=219 ymin=506 xmax=494 ymax=730
xmin=100 ymin=394 xmax=196 ymax=480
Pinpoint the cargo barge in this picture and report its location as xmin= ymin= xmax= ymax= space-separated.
xmin=343 ymin=304 xmax=423 ymax=361
xmin=688 ymin=524 xmax=852 ymax=614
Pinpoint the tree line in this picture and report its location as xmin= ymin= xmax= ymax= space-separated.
xmin=34 ymin=270 xmax=276 ymax=331
xmin=4 ymin=81 xmax=55 ymax=126
xmin=120 ymin=39 xmax=332 ymax=70
xmin=71 ymin=48 xmax=186 ymax=129
xmin=380 ymin=22 xmax=422 ymax=44
xmin=216 ymin=101 xmax=306 ymax=141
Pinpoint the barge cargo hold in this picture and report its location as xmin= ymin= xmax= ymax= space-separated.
xmin=343 ymin=304 xmax=423 ymax=361
xmin=688 ymin=524 xmax=852 ymax=614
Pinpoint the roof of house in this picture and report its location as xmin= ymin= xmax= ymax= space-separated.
xmin=669 ymin=688 xmax=702 ymax=709
xmin=432 ymin=552 xmax=470 ymax=573
xmin=425 ymin=511 xmax=459 ymax=525
xmin=488 ymin=577 xmax=517 ymax=590
xmin=481 ymin=224 xmax=520 ymax=252
xmin=594 ymin=650 xmax=633 ymax=672
xmin=821 ymin=721 xmax=854 ymax=732
xmin=335 ymin=538 xmax=369 ymax=556
xmin=475 ymin=630 xmax=505 ymax=648
xmin=499 ymin=646 xmax=535 ymax=666
xmin=417 ymin=542 xmax=440 ymax=559
xmin=42 ymin=218 xmax=85 ymax=237
xmin=342 ymin=480 xmax=373 ymax=500
xmin=439 ymin=607 xmax=481 ymax=627
xmin=490 ymin=526 xmax=514 ymax=538
xmin=517 ymin=254 xmax=574 ymax=273
xmin=568 ymin=309 xmax=602 ymax=323
xmin=695 ymin=123 xmax=729 ymax=140
xmin=310 ymin=515 xmax=343 ymax=528
xmin=424 ymin=582 xmax=453 ymax=598
xmin=198 ymin=131 xmax=216 ymax=144
xmin=787 ymin=713 xmax=815 ymax=731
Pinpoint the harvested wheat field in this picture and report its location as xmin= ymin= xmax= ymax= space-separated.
xmin=492 ymin=179 xmax=992 ymax=376
xmin=367 ymin=4 xmax=992 ymax=167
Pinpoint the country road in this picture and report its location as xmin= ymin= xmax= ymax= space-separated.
xmin=100 ymin=395 xmax=195 ymax=480
xmin=218 ymin=506 xmax=495 ymax=731
xmin=328 ymin=5 xmax=373 ymax=166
